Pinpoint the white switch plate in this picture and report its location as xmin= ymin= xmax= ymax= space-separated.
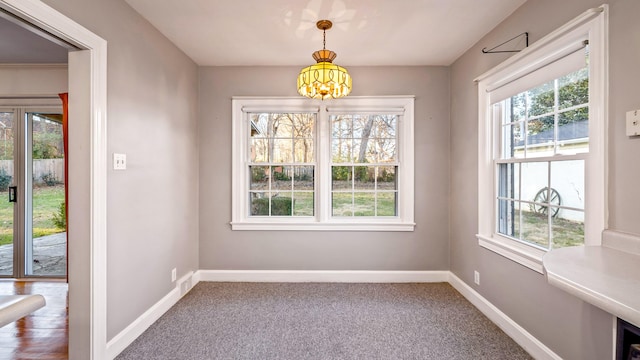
xmin=626 ymin=110 xmax=640 ymax=136
xmin=113 ymin=153 xmax=126 ymax=170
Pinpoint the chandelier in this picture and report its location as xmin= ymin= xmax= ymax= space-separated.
xmin=297 ymin=20 xmax=352 ymax=100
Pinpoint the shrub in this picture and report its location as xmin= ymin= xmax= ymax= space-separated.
xmin=271 ymin=197 xmax=293 ymax=215
xmin=251 ymin=198 xmax=269 ymax=215
xmin=294 ymin=172 xmax=311 ymax=181
xmin=377 ymin=168 xmax=396 ymax=182
xmin=41 ymin=172 xmax=59 ymax=186
xmin=354 ymin=166 xmax=369 ymax=182
xmin=251 ymin=167 xmax=266 ymax=182
xmin=0 ymin=168 xmax=11 ymax=191
xmin=332 ymin=166 xmax=350 ymax=181
xmin=272 ymin=169 xmax=290 ymax=181
xmin=32 ymin=132 xmax=63 ymax=159
xmin=251 ymin=196 xmax=292 ymax=216
xmin=52 ymin=202 xmax=66 ymax=230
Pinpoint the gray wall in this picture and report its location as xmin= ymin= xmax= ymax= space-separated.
xmin=42 ymin=0 xmax=200 ymax=342
xmin=0 ymin=65 xmax=67 ymax=95
xmin=450 ymin=0 xmax=640 ymax=359
xmin=18 ymin=0 xmax=639 ymax=358
xmin=199 ymin=66 xmax=450 ymax=271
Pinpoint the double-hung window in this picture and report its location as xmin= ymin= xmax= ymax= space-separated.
xmin=231 ymin=96 xmax=415 ymax=231
xmin=475 ymin=6 xmax=608 ymax=272
xmin=330 ymin=111 xmax=402 ymax=217
xmin=247 ymin=111 xmax=316 ymax=217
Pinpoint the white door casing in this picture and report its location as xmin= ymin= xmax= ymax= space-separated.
xmin=0 ymin=0 xmax=108 ymax=359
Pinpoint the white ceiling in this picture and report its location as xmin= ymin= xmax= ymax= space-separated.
xmin=125 ymin=0 xmax=527 ymax=67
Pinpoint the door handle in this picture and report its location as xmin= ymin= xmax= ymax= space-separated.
xmin=8 ymin=186 xmax=16 ymax=203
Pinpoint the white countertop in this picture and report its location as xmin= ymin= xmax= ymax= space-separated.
xmin=543 ymin=231 xmax=640 ymax=328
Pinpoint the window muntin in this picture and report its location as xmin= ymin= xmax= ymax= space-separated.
xmin=330 ymin=114 xmax=398 ymax=217
xmin=499 ymin=66 xmax=589 ymax=160
xmin=232 ymin=97 xmax=415 ymax=231
xmin=494 ymin=63 xmax=588 ymax=250
xmin=248 ymin=113 xmax=316 ymax=217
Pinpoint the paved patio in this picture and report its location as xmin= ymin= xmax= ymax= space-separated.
xmin=0 ymin=232 xmax=66 ymax=277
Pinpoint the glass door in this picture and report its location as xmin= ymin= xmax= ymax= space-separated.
xmin=0 ymin=107 xmax=66 ymax=278
xmin=0 ymin=111 xmax=15 ymax=276
xmin=26 ymin=111 xmax=66 ymax=277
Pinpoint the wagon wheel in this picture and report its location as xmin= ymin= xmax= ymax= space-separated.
xmin=531 ymin=187 xmax=561 ymax=217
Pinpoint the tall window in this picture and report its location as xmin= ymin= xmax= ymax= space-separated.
xmin=495 ymin=62 xmax=588 ymax=249
xmin=248 ymin=112 xmax=315 ymax=217
xmin=330 ymin=114 xmax=398 ymax=217
xmin=475 ymin=6 xmax=607 ymax=272
xmin=232 ymin=97 xmax=414 ymax=231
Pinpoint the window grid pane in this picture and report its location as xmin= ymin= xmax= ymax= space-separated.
xmin=248 ymin=113 xmax=316 ymax=217
xmin=494 ymin=62 xmax=589 ymax=249
xmin=330 ymin=114 xmax=399 ymax=217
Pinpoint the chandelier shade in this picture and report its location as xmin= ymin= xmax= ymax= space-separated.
xmin=297 ymin=62 xmax=352 ymax=100
xmin=297 ymin=20 xmax=352 ymax=100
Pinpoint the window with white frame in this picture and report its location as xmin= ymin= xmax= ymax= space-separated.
xmin=231 ymin=96 xmax=415 ymax=231
xmin=330 ymin=113 xmax=398 ymax=217
xmin=475 ymin=6 xmax=608 ymax=273
xmin=248 ymin=112 xmax=316 ymax=217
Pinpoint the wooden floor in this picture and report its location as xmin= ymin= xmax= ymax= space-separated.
xmin=0 ymin=281 xmax=68 ymax=359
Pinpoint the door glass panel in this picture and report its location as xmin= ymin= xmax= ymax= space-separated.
xmin=0 ymin=112 xmax=14 ymax=276
xmin=29 ymin=113 xmax=66 ymax=277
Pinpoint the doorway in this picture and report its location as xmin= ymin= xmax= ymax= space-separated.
xmin=0 ymin=1 xmax=108 ymax=358
xmin=0 ymin=105 xmax=66 ymax=278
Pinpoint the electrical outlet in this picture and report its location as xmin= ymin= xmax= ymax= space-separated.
xmin=474 ymin=271 xmax=480 ymax=285
xmin=171 ymin=268 xmax=177 ymax=282
xmin=627 ymin=110 xmax=640 ymax=136
xmin=113 ymin=153 xmax=127 ymax=170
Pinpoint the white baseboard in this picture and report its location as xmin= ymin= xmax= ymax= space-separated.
xmin=196 ymin=269 xmax=450 ymax=283
xmin=448 ymin=273 xmax=562 ymax=360
xmin=106 ymin=271 xmax=197 ymax=360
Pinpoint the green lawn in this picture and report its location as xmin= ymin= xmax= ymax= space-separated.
xmin=0 ymin=185 xmax=65 ymax=246
xmin=250 ymin=189 xmax=396 ymax=217
xmin=332 ymin=191 xmax=396 ymax=217
xmin=518 ymin=210 xmax=584 ymax=249
xmin=293 ymin=192 xmax=314 ymax=216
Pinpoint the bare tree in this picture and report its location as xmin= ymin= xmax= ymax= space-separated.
xmin=357 ymin=115 xmax=375 ymax=163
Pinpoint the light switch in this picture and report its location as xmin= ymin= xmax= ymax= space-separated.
xmin=626 ymin=110 xmax=640 ymax=136
xmin=113 ymin=153 xmax=127 ymax=170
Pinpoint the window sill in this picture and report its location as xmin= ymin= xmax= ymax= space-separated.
xmin=231 ymin=221 xmax=416 ymax=232
xmin=477 ymin=234 xmax=546 ymax=274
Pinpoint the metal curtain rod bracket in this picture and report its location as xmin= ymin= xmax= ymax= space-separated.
xmin=482 ymin=32 xmax=529 ymax=54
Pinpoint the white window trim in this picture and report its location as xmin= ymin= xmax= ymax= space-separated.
xmin=475 ymin=5 xmax=608 ymax=273
xmin=231 ymin=96 xmax=415 ymax=231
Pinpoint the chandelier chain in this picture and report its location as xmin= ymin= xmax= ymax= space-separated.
xmin=323 ymin=29 xmax=326 ymax=50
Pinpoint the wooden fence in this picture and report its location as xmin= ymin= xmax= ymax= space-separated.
xmin=0 ymin=159 xmax=64 ymax=184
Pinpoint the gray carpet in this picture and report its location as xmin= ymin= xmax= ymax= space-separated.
xmin=116 ymin=282 xmax=533 ymax=360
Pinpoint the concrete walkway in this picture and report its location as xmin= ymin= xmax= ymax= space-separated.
xmin=0 ymin=232 xmax=66 ymax=277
